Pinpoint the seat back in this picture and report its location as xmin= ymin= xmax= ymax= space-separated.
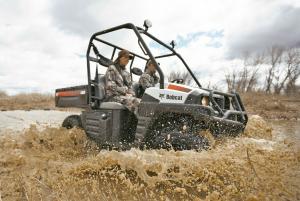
xmin=95 ymin=75 xmax=106 ymax=100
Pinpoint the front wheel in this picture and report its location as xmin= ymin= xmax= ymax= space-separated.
xmin=152 ymin=132 xmax=210 ymax=151
xmin=62 ymin=115 xmax=82 ymax=129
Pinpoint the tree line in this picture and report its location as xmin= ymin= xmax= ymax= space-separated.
xmin=225 ymin=47 xmax=300 ymax=95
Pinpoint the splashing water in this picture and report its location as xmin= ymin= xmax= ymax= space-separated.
xmin=0 ymin=116 xmax=299 ymax=201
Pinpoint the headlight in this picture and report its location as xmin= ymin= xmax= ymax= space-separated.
xmin=201 ymin=96 xmax=209 ymax=106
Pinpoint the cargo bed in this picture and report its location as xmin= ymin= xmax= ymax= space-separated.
xmin=55 ymin=85 xmax=89 ymax=108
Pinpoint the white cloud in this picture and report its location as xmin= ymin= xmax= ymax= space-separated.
xmin=0 ymin=0 xmax=299 ymax=94
xmin=0 ymin=0 xmax=88 ymax=94
xmin=224 ymin=0 xmax=300 ymax=58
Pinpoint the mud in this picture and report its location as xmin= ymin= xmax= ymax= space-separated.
xmin=0 ymin=115 xmax=299 ymax=201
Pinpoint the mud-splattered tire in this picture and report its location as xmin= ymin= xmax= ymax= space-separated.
xmin=62 ymin=115 xmax=82 ymax=129
xmin=152 ymin=132 xmax=210 ymax=151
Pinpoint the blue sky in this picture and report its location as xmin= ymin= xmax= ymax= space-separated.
xmin=149 ymin=30 xmax=223 ymax=49
xmin=0 ymin=0 xmax=300 ymax=94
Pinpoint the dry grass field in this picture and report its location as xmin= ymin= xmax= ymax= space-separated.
xmin=0 ymin=91 xmax=54 ymax=111
xmin=0 ymin=90 xmax=299 ymax=119
xmin=241 ymin=92 xmax=300 ymax=120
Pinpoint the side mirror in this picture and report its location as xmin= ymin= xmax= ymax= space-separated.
xmin=131 ymin=67 xmax=143 ymax=76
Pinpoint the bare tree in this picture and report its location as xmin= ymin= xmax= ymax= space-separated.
xmin=206 ymin=81 xmax=220 ymax=90
xmin=225 ymin=47 xmax=300 ymax=95
xmin=246 ymin=53 xmax=264 ymax=92
xmin=265 ymin=46 xmax=284 ymax=93
xmin=225 ymin=69 xmax=237 ymax=92
xmin=261 ymin=47 xmax=300 ymax=94
xmin=225 ymin=52 xmax=262 ymax=92
xmin=284 ymin=48 xmax=300 ymax=95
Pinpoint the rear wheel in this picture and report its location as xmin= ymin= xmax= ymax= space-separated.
xmin=62 ymin=115 xmax=82 ymax=129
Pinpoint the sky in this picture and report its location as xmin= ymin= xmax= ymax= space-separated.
xmin=0 ymin=0 xmax=300 ymax=94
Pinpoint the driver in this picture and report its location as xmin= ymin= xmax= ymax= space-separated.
xmin=139 ymin=60 xmax=159 ymax=90
xmin=105 ymin=49 xmax=140 ymax=113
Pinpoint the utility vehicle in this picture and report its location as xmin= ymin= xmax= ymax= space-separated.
xmin=55 ymin=20 xmax=248 ymax=150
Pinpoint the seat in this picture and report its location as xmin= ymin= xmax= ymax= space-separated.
xmin=99 ymin=102 xmax=126 ymax=110
xmin=94 ymin=75 xmax=106 ymax=101
xmin=93 ymin=75 xmax=127 ymax=110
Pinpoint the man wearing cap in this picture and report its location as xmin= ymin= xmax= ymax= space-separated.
xmin=105 ymin=49 xmax=140 ymax=113
xmin=139 ymin=60 xmax=159 ymax=92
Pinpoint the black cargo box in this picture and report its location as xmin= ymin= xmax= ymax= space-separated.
xmin=55 ymin=85 xmax=88 ymax=108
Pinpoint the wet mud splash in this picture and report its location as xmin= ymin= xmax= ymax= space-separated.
xmin=0 ymin=116 xmax=299 ymax=201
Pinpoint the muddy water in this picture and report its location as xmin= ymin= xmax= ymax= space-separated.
xmin=0 ymin=116 xmax=299 ymax=201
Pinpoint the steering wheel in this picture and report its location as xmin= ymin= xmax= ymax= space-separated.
xmin=171 ymin=79 xmax=184 ymax=84
xmin=131 ymin=67 xmax=143 ymax=76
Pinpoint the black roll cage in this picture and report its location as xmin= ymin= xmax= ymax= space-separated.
xmin=86 ymin=23 xmax=201 ymax=97
xmin=86 ymin=23 xmax=247 ymax=123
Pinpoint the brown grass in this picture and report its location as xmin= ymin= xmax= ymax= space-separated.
xmin=0 ymin=90 xmax=8 ymax=98
xmin=0 ymin=92 xmax=55 ymax=111
xmin=0 ymin=90 xmax=299 ymax=119
xmin=241 ymin=92 xmax=300 ymax=120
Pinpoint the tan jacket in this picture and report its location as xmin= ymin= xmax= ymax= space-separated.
xmin=105 ymin=64 xmax=134 ymax=97
xmin=139 ymin=71 xmax=159 ymax=90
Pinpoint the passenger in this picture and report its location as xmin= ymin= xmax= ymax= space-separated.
xmin=105 ymin=49 xmax=140 ymax=113
xmin=139 ymin=60 xmax=159 ymax=91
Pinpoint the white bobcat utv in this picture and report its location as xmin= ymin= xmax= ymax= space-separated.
xmin=55 ymin=21 xmax=248 ymax=151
